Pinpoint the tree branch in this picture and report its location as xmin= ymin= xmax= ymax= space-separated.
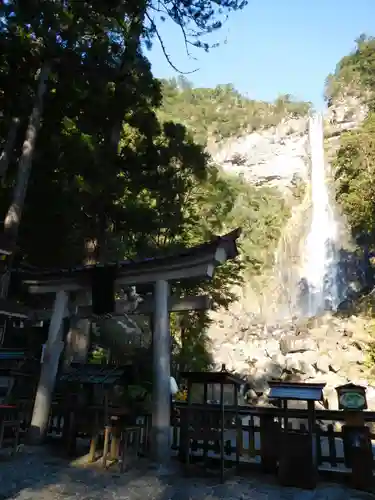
xmin=145 ymin=11 xmax=198 ymax=74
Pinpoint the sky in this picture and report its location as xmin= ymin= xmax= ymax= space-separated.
xmin=147 ymin=0 xmax=375 ymax=110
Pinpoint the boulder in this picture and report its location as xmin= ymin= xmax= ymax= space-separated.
xmin=328 ymin=355 xmax=344 ymax=373
xmin=323 ymin=387 xmax=339 ymax=410
xmin=247 ymin=346 xmax=270 ymax=364
xmin=298 ymin=350 xmax=319 ymax=367
xmin=365 ymin=386 xmax=375 ymax=410
xmin=267 ymin=362 xmax=284 ymax=380
xmin=285 ymin=355 xmax=316 ymax=380
xmin=345 ymin=348 xmax=365 ymax=365
xmin=264 ymin=338 xmax=281 ymax=358
xmin=209 ymin=306 xmax=375 ymax=394
xmin=316 ymin=354 xmax=331 ymax=374
xmin=285 ymin=355 xmax=305 ymax=374
xmin=279 ymin=335 xmax=317 ymax=355
xmin=270 ymin=350 xmax=283 ymax=362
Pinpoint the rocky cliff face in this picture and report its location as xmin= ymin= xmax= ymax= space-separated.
xmin=209 ymin=94 xmax=368 ymax=194
xmin=206 ymin=94 xmax=375 ymax=409
xmin=325 ymin=94 xmax=369 ymax=161
xmin=209 ymin=117 xmax=309 ymax=195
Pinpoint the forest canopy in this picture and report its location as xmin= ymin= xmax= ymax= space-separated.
xmin=159 ymin=76 xmax=311 ymax=143
xmin=325 ymin=34 xmax=375 ymax=107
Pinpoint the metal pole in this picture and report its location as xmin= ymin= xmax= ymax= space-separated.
xmin=152 ymin=279 xmax=171 ymax=469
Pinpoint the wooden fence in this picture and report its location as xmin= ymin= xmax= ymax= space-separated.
xmin=171 ymin=403 xmax=375 ymax=474
xmin=43 ymin=401 xmax=375 ymax=476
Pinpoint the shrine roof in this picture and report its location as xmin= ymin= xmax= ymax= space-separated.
xmin=17 ymin=228 xmax=241 ymax=293
xmin=268 ymin=381 xmax=326 ymax=401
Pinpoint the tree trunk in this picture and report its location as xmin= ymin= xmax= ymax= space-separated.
xmin=0 ymin=64 xmax=50 ymax=298
xmin=0 ymin=117 xmax=20 ymax=183
xmin=4 ymin=64 xmax=50 ymax=240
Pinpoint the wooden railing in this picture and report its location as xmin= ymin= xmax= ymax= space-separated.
xmin=171 ymin=403 xmax=375 ymax=473
xmin=44 ymin=400 xmax=375 ymax=476
xmin=46 ymin=402 xmax=152 ymax=454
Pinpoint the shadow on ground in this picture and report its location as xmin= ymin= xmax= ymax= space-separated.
xmin=0 ymin=446 xmax=372 ymax=500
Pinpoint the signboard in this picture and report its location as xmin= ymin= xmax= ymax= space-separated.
xmin=336 ymin=384 xmax=367 ymax=411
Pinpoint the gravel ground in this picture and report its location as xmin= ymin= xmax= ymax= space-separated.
xmin=0 ymin=447 xmax=373 ymax=500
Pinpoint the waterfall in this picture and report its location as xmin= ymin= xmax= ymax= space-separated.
xmin=266 ymin=113 xmax=343 ymax=321
xmin=260 ymin=112 xmax=353 ymax=323
xmin=300 ymin=113 xmax=340 ymax=316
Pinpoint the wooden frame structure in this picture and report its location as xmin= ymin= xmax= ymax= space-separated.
xmin=180 ymin=366 xmax=244 ymax=482
xmin=19 ymin=229 xmax=240 ymax=293
xmin=0 ymin=295 xmax=212 ymax=321
xmin=13 ymin=229 xmax=241 ymax=468
xmin=268 ymin=381 xmax=325 ymax=489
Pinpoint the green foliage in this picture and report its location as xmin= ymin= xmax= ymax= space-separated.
xmin=156 ymin=79 xmax=291 ymax=279
xmin=324 ymin=34 xmax=375 ymax=106
xmin=171 ymin=311 xmax=214 ymax=373
xmin=335 ymin=113 xmax=375 ymax=242
xmin=166 ymin=166 xmax=289 ymax=373
xmin=159 ymin=77 xmax=311 ymax=144
xmin=192 ymin=167 xmax=289 ymax=273
xmin=145 ymin=0 xmax=247 ymax=55
xmin=330 ymin=35 xmax=375 ymax=243
xmin=290 ymin=174 xmax=306 ymax=202
xmin=89 ymin=347 xmax=107 ymax=365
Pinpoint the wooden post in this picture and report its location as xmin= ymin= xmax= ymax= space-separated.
xmin=342 ymin=411 xmax=373 ymax=491
xmin=260 ymin=414 xmax=279 ymax=473
xmin=151 ymin=279 xmax=171 ymax=470
xmin=149 ymin=313 xmax=154 ymax=353
xmin=28 ymin=290 xmax=68 ymax=444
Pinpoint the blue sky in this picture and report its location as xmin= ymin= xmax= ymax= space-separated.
xmin=147 ymin=0 xmax=375 ymax=110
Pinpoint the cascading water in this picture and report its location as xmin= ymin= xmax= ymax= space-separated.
xmin=267 ymin=113 xmax=344 ymax=321
xmin=299 ymin=113 xmax=340 ymax=316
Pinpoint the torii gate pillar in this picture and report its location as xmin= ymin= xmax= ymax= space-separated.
xmin=29 ymin=290 xmax=68 ymax=444
xmin=152 ymin=279 xmax=171 ymax=469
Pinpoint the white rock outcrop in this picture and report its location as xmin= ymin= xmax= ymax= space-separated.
xmin=209 ymin=117 xmax=309 ymax=194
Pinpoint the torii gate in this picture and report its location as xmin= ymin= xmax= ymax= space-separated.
xmin=16 ymin=229 xmax=240 ymax=468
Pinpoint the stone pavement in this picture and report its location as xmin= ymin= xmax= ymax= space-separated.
xmin=0 ymin=447 xmax=373 ymax=500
